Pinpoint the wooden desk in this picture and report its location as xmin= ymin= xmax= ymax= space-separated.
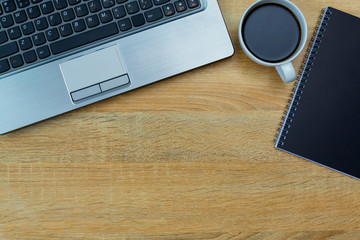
xmin=1 ymin=0 xmax=360 ymax=239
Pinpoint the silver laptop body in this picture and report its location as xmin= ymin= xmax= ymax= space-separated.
xmin=0 ymin=0 xmax=233 ymax=134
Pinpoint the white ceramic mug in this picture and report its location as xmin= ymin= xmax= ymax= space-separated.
xmin=238 ymin=0 xmax=307 ymax=83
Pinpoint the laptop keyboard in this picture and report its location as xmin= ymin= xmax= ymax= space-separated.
xmin=0 ymin=0 xmax=201 ymax=75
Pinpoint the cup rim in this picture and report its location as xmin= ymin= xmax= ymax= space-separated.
xmin=238 ymin=0 xmax=308 ymax=67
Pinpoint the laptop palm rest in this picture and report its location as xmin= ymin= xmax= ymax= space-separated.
xmin=59 ymin=45 xmax=130 ymax=103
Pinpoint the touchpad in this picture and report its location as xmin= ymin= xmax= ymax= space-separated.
xmin=60 ymin=45 xmax=130 ymax=102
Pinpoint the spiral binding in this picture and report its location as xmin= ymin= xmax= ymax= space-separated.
xmin=275 ymin=8 xmax=333 ymax=146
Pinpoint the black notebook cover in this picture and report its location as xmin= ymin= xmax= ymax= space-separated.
xmin=275 ymin=7 xmax=360 ymax=179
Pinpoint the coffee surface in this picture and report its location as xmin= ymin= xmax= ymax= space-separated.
xmin=243 ymin=3 xmax=301 ymax=63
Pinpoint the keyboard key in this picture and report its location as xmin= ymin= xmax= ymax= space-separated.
xmin=40 ymin=1 xmax=54 ymax=14
xmin=116 ymin=0 xmax=127 ymax=3
xmin=59 ymin=23 xmax=72 ymax=36
xmin=26 ymin=6 xmax=40 ymax=19
xmin=34 ymin=17 xmax=48 ymax=30
xmin=75 ymin=4 xmax=88 ymax=17
xmin=19 ymin=36 xmax=32 ymax=50
xmin=88 ymin=0 xmax=101 ymax=13
xmin=53 ymin=0 xmax=67 ymax=10
xmin=174 ymin=0 xmax=186 ymax=12
xmin=153 ymin=0 xmax=169 ymax=5
xmin=36 ymin=45 xmax=50 ymax=58
xmin=125 ymin=1 xmax=139 ymax=14
xmin=112 ymin=6 xmax=125 ymax=19
xmin=1 ymin=14 xmax=14 ymax=28
xmin=101 ymin=0 xmax=114 ymax=8
xmin=61 ymin=8 xmax=75 ymax=21
xmin=131 ymin=13 xmax=144 ymax=27
xmin=118 ymin=17 xmax=131 ymax=31
xmin=2 ymin=0 xmax=17 ymax=13
xmin=50 ymin=22 xmax=119 ymax=54
xmin=0 ymin=59 xmax=10 ymax=73
xmin=0 ymin=42 xmax=19 ymax=59
xmin=186 ymin=0 xmax=198 ymax=8
xmin=13 ymin=10 xmax=27 ymax=23
xmin=48 ymin=12 xmax=62 ymax=25
xmin=7 ymin=26 xmax=21 ymax=39
xmin=0 ymin=6 xmax=3 ymax=15
xmin=144 ymin=7 xmax=162 ymax=22
xmin=139 ymin=0 xmax=152 ymax=10
xmin=85 ymin=14 xmax=99 ymax=28
xmin=72 ymin=19 xmax=86 ymax=32
xmin=15 ymin=0 xmax=30 ymax=8
xmin=0 ymin=31 xmax=8 ymax=44
xmin=9 ymin=54 xmax=23 ymax=68
xmin=163 ymin=3 xmax=174 ymax=16
xmin=99 ymin=10 xmax=112 ymax=23
xmin=31 ymin=0 xmax=42 ymax=3
xmin=32 ymin=32 xmax=45 ymax=45
xmin=68 ymin=0 xmax=80 ymax=5
xmin=45 ymin=27 xmax=59 ymax=40
xmin=20 ymin=22 xmax=34 ymax=35
xmin=23 ymin=49 xmax=37 ymax=63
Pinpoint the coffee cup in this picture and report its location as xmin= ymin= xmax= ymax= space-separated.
xmin=238 ymin=0 xmax=307 ymax=83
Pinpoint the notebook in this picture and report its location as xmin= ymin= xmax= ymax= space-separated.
xmin=275 ymin=7 xmax=360 ymax=180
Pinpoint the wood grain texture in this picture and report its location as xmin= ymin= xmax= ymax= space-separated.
xmin=1 ymin=0 xmax=360 ymax=239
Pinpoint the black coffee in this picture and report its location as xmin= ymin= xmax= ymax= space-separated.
xmin=242 ymin=3 xmax=301 ymax=63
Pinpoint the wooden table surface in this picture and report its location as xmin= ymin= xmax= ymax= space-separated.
xmin=1 ymin=0 xmax=360 ymax=239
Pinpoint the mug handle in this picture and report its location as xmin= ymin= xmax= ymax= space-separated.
xmin=276 ymin=62 xmax=297 ymax=83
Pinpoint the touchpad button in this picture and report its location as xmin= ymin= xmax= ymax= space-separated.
xmin=59 ymin=45 xmax=129 ymax=102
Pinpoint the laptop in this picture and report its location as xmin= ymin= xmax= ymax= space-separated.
xmin=0 ymin=0 xmax=234 ymax=134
